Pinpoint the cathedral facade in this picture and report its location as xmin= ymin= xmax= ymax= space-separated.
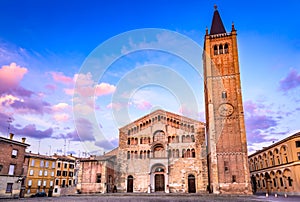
xmin=115 ymin=110 xmax=207 ymax=193
xmin=77 ymin=6 xmax=251 ymax=195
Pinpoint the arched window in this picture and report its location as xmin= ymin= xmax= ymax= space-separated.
xmin=187 ymin=149 xmax=191 ymax=158
xmin=182 ymin=149 xmax=186 ymax=158
xmin=182 ymin=135 xmax=185 ymax=143
xmin=153 ymin=130 xmax=165 ymax=142
xmin=224 ymin=43 xmax=229 ymax=54
xmin=219 ymin=44 xmax=223 ymax=54
xmin=214 ymin=45 xmax=218 ymax=55
xmin=176 ymin=149 xmax=179 ymax=158
xmin=140 ymin=151 xmax=143 ymax=159
xmin=191 ymin=149 xmax=195 ymax=158
xmin=191 ymin=135 xmax=195 ymax=142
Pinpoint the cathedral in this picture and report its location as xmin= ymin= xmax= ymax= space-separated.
xmin=77 ymin=6 xmax=252 ymax=195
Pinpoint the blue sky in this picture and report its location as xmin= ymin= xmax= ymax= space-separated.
xmin=0 ymin=0 xmax=299 ymax=155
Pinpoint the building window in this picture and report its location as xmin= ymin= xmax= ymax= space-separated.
xmin=127 ymin=151 xmax=130 ymax=159
xmin=11 ymin=149 xmax=18 ymax=158
xmin=55 ymin=179 xmax=59 ymax=185
xmin=8 ymin=164 xmax=15 ymax=175
xmin=37 ymin=180 xmax=42 ymax=186
xmin=44 ymin=170 xmax=48 ymax=176
xmin=288 ymin=177 xmax=292 ymax=186
xmin=31 ymin=159 xmax=35 ymax=167
xmin=224 ymin=161 xmax=229 ymax=172
xmin=54 ymin=188 xmax=58 ymax=193
xmin=27 ymin=189 xmax=30 ymax=194
xmin=96 ymin=173 xmax=101 ymax=183
xmin=64 ymin=163 xmax=68 ymax=169
xmin=51 ymin=171 xmax=54 ymax=176
xmin=45 ymin=161 xmax=49 ymax=168
xmin=6 ymin=183 xmax=13 ymax=193
xmin=69 ymin=172 xmax=73 ymax=177
xmin=62 ymin=180 xmax=66 ymax=187
xmin=39 ymin=170 xmax=43 ymax=176
xmin=29 ymin=169 xmax=34 ymax=176
xmin=57 ymin=162 xmax=61 ymax=168
xmin=62 ymin=171 xmax=67 ymax=176
xmin=69 ymin=180 xmax=72 ymax=186
xmin=28 ymin=180 xmax=32 ymax=186
xmin=69 ymin=164 xmax=74 ymax=169
xmin=222 ymin=91 xmax=227 ymax=99
xmin=0 ymin=164 xmax=3 ymax=172
xmin=43 ymin=180 xmax=47 ymax=187
xmin=273 ymin=178 xmax=277 ymax=187
xmin=50 ymin=181 xmax=53 ymax=187
xmin=297 ymin=152 xmax=300 ymax=160
xmin=57 ymin=171 xmax=61 ymax=176
xmin=280 ymin=177 xmax=283 ymax=187
xmin=232 ymin=175 xmax=236 ymax=183
xmin=296 ymin=141 xmax=300 ymax=148
xmin=40 ymin=160 xmax=44 ymax=167
xmin=52 ymin=162 xmax=56 ymax=168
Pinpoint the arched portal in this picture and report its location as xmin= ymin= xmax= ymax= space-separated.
xmin=188 ymin=174 xmax=196 ymax=193
xmin=127 ymin=175 xmax=133 ymax=192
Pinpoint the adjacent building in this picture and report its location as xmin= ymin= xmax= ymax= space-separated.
xmin=76 ymin=155 xmax=116 ymax=194
xmin=248 ymin=132 xmax=300 ymax=195
xmin=0 ymin=134 xmax=29 ymax=198
xmin=53 ymin=154 xmax=76 ymax=196
xmin=23 ymin=152 xmax=56 ymax=197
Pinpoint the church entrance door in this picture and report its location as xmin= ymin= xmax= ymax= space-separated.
xmin=127 ymin=175 xmax=133 ymax=192
xmin=155 ymin=174 xmax=165 ymax=192
xmin=188 ymin=174 xmax=196 ymax=193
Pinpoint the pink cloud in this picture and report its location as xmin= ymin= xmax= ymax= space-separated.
xmin=95 ymin=83 xmax=116 ymax=96
xmin=52 ymin=103 xmax=69 ymax=111
xmin=279 ymin=68 xmax=300 ymax=91
xmin=0 ymin=63 xmax=28 ymax=93
xmin=106 ymin=102 xmax=125 ymax=111
xmin=50 ymin=72 xmax=73 ymax=85
xmin=53 ymin=113 xmax=70 ymax=122
xmin=45 ymin=84 xmax=57 ymax=91
xmin=64 ymin=88 xmax=74 ymax=95
xmin=135 ymin=100 xmax=152 ymax=110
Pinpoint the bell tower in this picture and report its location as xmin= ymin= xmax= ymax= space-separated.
xmin=203 ymin=6 xmax=252 ymax=194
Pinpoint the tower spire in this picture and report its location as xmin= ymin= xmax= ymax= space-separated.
xmin=210 ymin=5 xmax=226 ymax=35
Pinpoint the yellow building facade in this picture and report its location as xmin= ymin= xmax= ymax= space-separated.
xmin=248 ymin=132 xmax=300 ymax=196
xmin=24 ymin=153 xmax=56 ymax=197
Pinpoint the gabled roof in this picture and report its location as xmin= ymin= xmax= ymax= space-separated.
xmin=210 ymin=5 xmax=226 ymax=35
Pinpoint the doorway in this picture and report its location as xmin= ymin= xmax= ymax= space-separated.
xmin=188 ymin=174 xmax=196 ymax=193
xmin=127 ymin=175 xmax=133 ymax=192
xmin=155 ymin=174 xmax=165 ymax=192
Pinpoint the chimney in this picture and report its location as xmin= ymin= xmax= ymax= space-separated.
xmin=9 ymin=133 xmax=14 ymax=140
xmin=22 ymin=137 xmax=26 ymax=143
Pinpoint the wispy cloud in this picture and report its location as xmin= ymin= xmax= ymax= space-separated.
xmin=279 ymin=68 xmax=300 ymax=91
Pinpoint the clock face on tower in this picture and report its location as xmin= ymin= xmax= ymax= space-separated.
xmin=218 ymin=103 xmax=234 ymax=117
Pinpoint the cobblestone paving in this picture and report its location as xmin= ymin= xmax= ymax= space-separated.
xmin=3 ymin=193 xmax=299 ymax=202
